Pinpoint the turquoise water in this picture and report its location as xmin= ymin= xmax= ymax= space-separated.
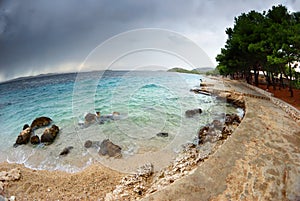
xmin=0 ymin=71 xmax=243 ymax=172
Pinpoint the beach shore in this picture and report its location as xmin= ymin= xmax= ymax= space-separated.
xmin=1 ymin=77 xmax=299 ymax=200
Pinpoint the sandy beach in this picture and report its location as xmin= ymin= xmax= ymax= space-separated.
xmin=1 ymin=77 xmax=299 ymax=201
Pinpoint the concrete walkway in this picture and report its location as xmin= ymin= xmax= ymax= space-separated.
xmin=144 ymin=79 xmax=300 ymax=201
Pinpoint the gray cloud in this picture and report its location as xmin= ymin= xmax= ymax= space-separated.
xmin=0 ymin=0 xmax=299 ymax=82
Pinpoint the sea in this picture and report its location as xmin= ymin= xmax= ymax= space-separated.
xmin=0 ymin=71 xmax=243 ymax=173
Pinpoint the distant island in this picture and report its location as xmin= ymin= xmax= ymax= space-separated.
xmin=167 ymin=67 xmax=218 ymax=75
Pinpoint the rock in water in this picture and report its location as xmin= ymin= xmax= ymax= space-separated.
xmin=30 ymin=117 xmax=52 ymax=130
xmin=14 ymin=127 xmax=32 ymax=147
xmin=30 ymin=135 xmax=40 ymax=145
xmin=185 ymin=108 xmax=202 ymax=118
xmin=22 ymin=124 xmax=30 ymax=130
xmin=84 ymin=140 xmax=100 ymax=148
xmin=84 ymin=140 xmax=93 ymax=148
xmin=41 ymin=125 xmax=59 ymax=145
xmin=85 ymin=112 xmax=100 ymax=125
xmin=99 ymin=139 xmax=122 ymax=158
xmin=59 ymin=146 xmax=74 ymax=156
xmin=156 ymin=132 xmax=168 ymax=137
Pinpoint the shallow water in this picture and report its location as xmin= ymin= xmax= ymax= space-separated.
xmin=0 ymin=71 xmax=243 ymax=173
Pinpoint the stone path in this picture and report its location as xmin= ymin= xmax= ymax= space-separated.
xmin=143 ymin=79 xmax=300 ymax=201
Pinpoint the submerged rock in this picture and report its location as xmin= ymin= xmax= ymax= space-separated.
xmin=84 ymin=140 xmax=93 ymax=148
xmin=156 ymin=132 xmax=168 ymax=137
xmin=14 ymin=126 xmax=32 ymax=147
xmin=185 ymin=108 xmax=202 ymax=118
xmin=99 ymin=139 xmax=122 ymax=158
xmin=59 ymin=146 xmax=74 ymax=156
xmin=30 ymin=117 xmax=52 ymax=130
xmin=84 ymin=140 xmax=100 ymax=148
xmin=85 ymin=112 xmax=100 ymax=125
xmin=41 ymin=125 xmax=59 ymax=145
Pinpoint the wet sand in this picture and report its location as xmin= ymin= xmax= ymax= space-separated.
xmin=1 ymin=77 xmax=299 ymax=200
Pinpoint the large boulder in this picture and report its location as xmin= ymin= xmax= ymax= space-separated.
xmin=99 ymin=139 xmax=122 ymax=158
xmin=185 ymin=108 xmax=202 ymax=118
xmin=41 ymin=125 xmax=59 ymax=145
xmin=14 ymin=126 xmax=32 ymax=147
xmin=30 ymin=117 xmax=52 ymax=130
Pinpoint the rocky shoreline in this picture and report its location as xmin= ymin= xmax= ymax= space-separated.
xmin=104 ymin=87 xmax=246 ymax=200
xmin=1 ymin=77 xmax=298 ymax=200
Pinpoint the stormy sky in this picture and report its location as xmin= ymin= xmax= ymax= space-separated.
xmin=0 ymin=0 xmax=299 ymax=82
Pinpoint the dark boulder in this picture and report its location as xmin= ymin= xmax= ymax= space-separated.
xmin=41 ymin=125 xmax=59 ymax=144
xmin=23 ymin=124 xmax=30 ymax=130
xmin=30 ymin=135 xmax=40 ymax=145
xmin=99 ymin=139 xmax=122 ymax=158
xmin=225 ymin=114 xmax=241 ymax=125
xmin=185 ymin=109 xmax=202 ymax=118
xmin=59 ymin=146 xmax=74 ymax=156
xmin=31 ymin=117 xmax=52 ymax=130
xmin=156 ymin=132 xmax=168 ymax=137
xmin=198 ymin=126 xmax=209 ymax=144
xmin=14 ymin=127 xmax=32 ymax=147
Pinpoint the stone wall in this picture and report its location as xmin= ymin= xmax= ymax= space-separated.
xmin=241 ymin=82 xmax=300 ymax=123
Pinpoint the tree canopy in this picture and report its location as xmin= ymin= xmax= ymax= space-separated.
xmin=216 ymin=5 xmax=300 ymax=96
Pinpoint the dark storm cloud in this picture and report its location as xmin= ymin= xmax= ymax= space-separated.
xmin=0 ymin=0 xmax=299 ymax=82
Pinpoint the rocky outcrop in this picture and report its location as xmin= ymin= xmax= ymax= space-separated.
xmin=14 ymin=117 xmax=55 ymax=147
xmin=185 ymin=108 xmax=202 ymax=118
xmin=105 ymin=163 xmax=154 ymax=200
xmin=216 ymin=91 xmax=245 ymax=108
xmin=198 ymin=113 xmax=241 ymax=144
xmin=99 ymin=139 xmax=122 ymax=158
xmin=200 ymin=82 xmax=214 ymax=87
xmin=30 ymin=117 xmax=52 ymax=130
xmin=146 ymin=144 xmax=210 ymax=195
xmin=40 ymin=125 xmax=59 ymax=145
xmin=13 ymin=126 xmax=32 ymax=147
xmin=0 ymin=168 xmax=21 ymax=193
xmin=190 ymin=87 xmax=245 ymax=109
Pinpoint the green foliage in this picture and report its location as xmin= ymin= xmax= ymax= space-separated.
xmin=216 ymin=4 xmax=300 ymax=95
xmin=205 ymin=68 xmax=219 ymax=76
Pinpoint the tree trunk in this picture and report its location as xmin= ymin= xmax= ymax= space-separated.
xmin=271 ymin=73 xmax=276 ymax=90
xmin=254 ymin=68 xmax=259 ymax=86
xmin=279 ymin=73 xmax=284 ymax=90
xmin=289 ymin=62 xmax=294 ymax=97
